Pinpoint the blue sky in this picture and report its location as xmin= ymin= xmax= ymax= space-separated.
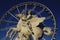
xmin=0 ymin=0 xmax=60 ymax=40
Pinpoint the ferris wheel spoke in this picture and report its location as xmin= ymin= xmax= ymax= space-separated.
xmin=0 ymin=26 xmax=15 ymax=31
xmin=0 ymin=27 xmax=10 ymax=31
xmin=3 ymin=20 xmax=18 ymax=23
xmin=36 ymin=7 xmax=45 ymax=16
xmin=24 ymin=4 xmax=27 ymax=16
xmin=31 ymin=5 xmax=36 ymax=11
xmin=7 ymin=11 xmax=19 ymax=20
xmin=16 ymin=7 xmax=20 ymax=14
xmin=46 ymin=15 xmax=53 ymax=20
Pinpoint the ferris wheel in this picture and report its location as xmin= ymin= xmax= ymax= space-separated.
xmin=0 ymin=2 xmax=56 ymax=40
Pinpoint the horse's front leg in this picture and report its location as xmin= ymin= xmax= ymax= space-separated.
xmin=6 ymin=27 xmax=20 ymax=39
xmin=32 ymin=27 xmax=43 ymax=40
xmin=9 ymin=27 xmax=21 ymax=38
xmin=6 ymin=28 xmax=11 ymax=37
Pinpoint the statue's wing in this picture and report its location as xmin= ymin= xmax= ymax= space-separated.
xmin=29 ymin=16 xmax=46 ymax=27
